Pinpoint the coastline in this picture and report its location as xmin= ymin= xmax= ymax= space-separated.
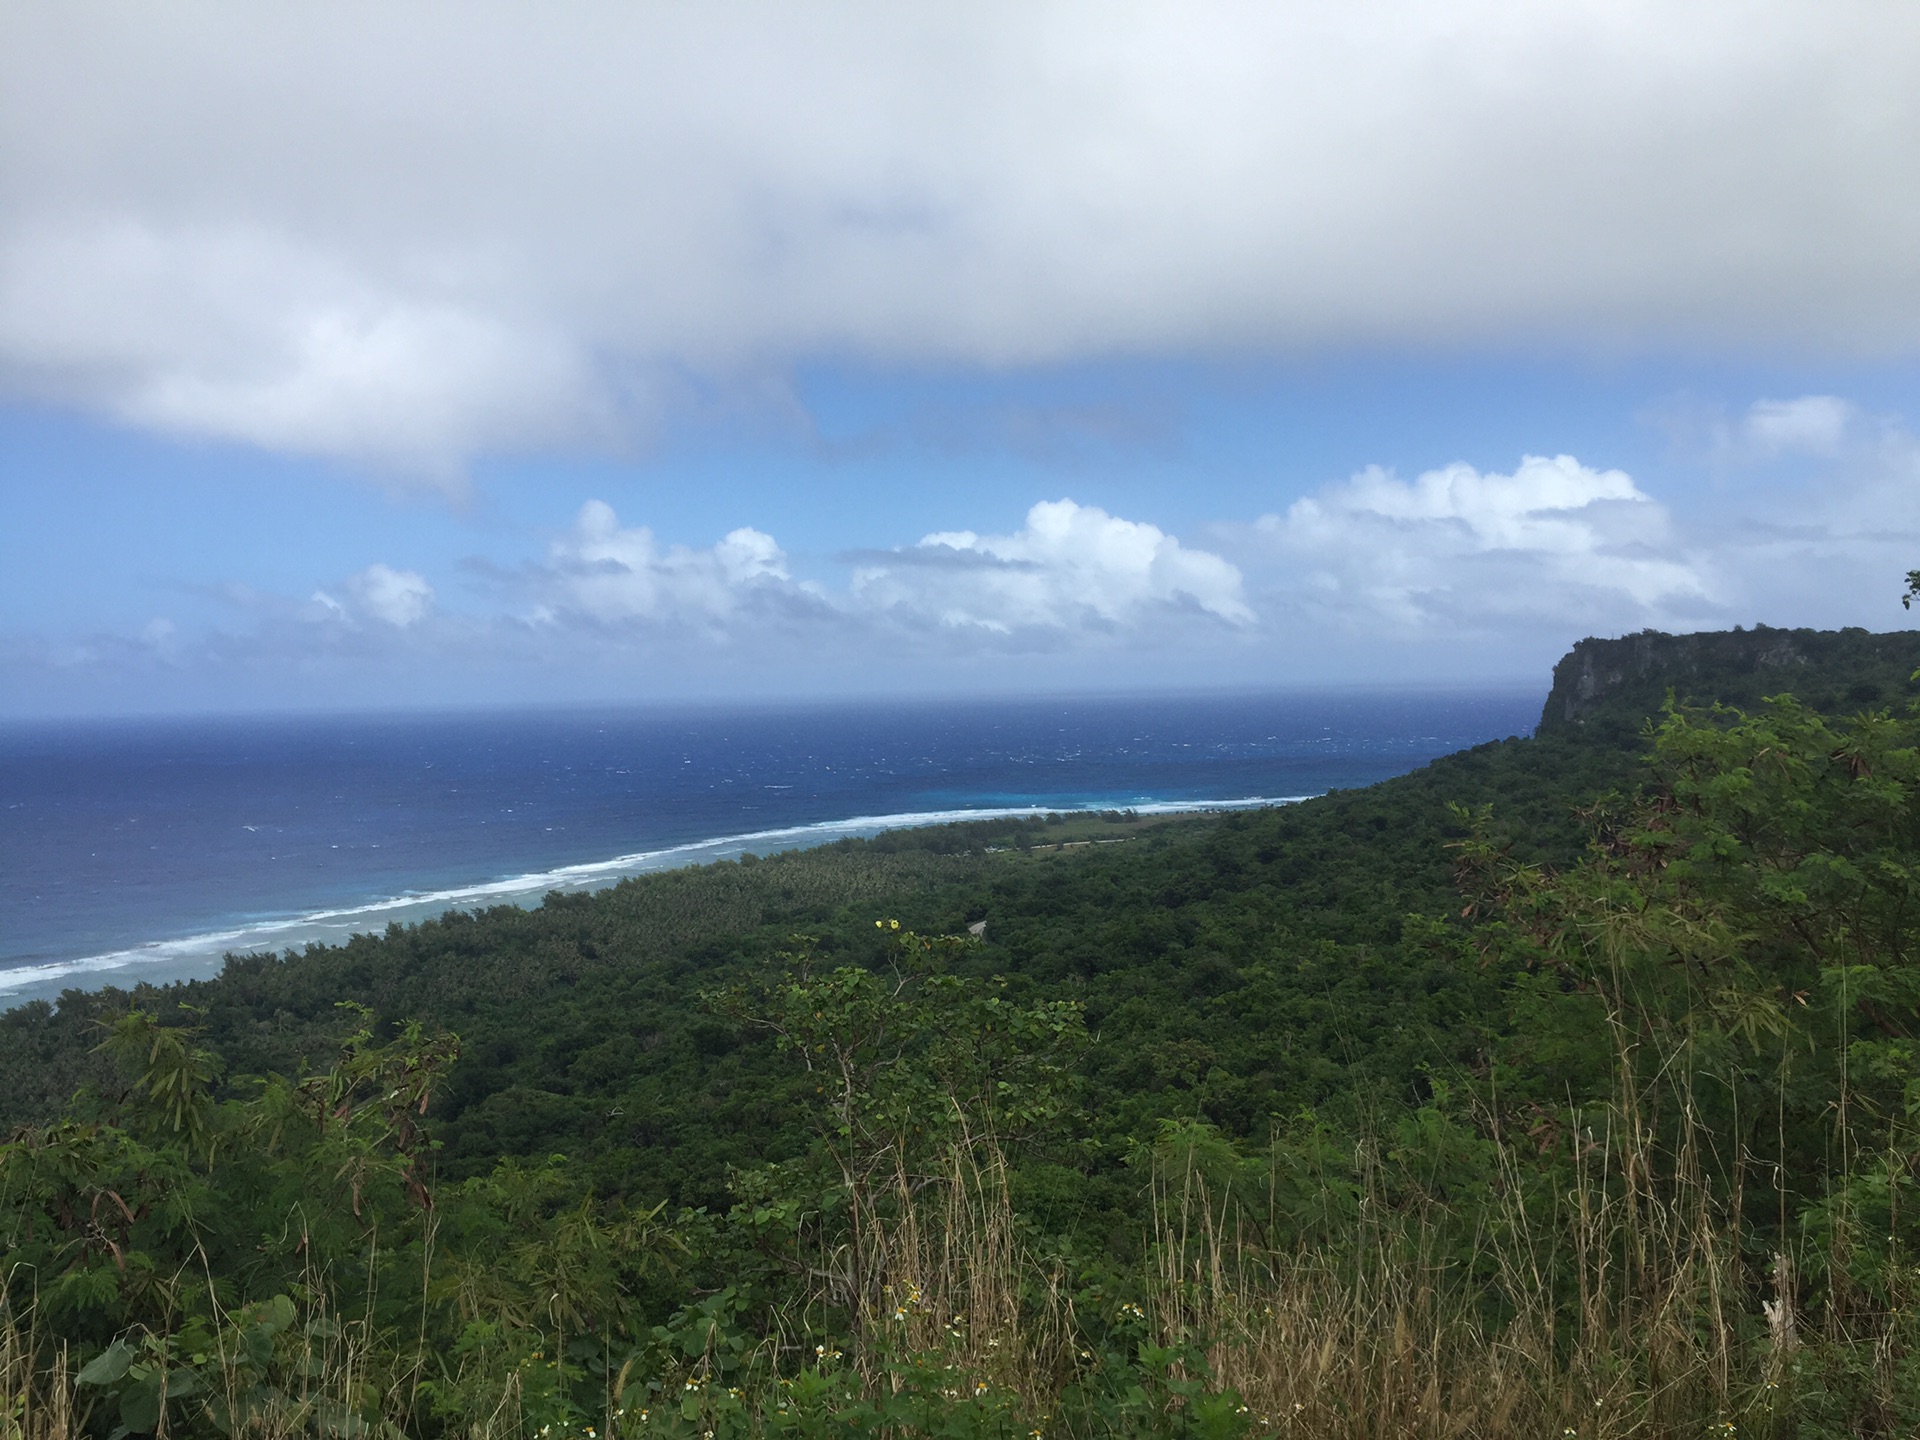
xmin=0 ymin=795 xmax=1302 ymax=1012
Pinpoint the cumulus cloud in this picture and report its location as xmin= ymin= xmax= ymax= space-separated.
xmin=540 ymin=500 xmax=798 ymax=626
xmin=3 ymin=5 xmax=1920 ymax=470
xmin=512 ymin=495 xmax=1249 ymax=644
xmin=1742 ymin=396 xmax=1855 ymax=457
xmin=854 ymin=499 xmax=1250 ymax=634
xmin=526 ymin=496 xmax=1247 ymax=640
xmin=1667 ymin=399 xmax=1920 ymax=627
xmin=347 ymin=564 xmax=435 ymax=627
xmin=0 ymin=222 xmax=603 ymax=483
xmin=309 ymin=564 xmax=435 ymax=627
xmin=1683 ymin=393 xmax=1864 ymax=467
xmin=1257 ymin=454 xmax=1711 ymax=629
xmin=29 ymin=405 xmax=1920 ymax=713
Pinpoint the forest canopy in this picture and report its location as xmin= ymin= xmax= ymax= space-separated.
xmin=7 ymin=626 xmax=1920 ymax=1437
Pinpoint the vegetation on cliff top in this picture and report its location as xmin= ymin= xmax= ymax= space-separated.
xmin=7 ymin=629 xmax=1920 ymax=1436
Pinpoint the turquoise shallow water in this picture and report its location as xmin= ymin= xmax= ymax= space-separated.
xmin=0 ymin=688 xmax=1541 ymax=1009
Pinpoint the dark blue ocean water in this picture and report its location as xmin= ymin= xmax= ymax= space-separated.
xmin=0 ymin=689 xmax=1541 ymax=1009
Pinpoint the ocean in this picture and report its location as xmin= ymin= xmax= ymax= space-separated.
xmin=0 ymin=688 xmax=1541 ymax=1011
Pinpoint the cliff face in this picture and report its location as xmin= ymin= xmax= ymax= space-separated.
xmin=1539 ymin=626 xmax=1920 ymax=734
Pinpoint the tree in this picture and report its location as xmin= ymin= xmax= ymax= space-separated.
xmin=709 ymin=922 xmax=1085 ymax=1332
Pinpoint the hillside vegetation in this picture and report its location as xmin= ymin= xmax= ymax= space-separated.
xmin=6 ymin=626 xmax=1920 ymax=1438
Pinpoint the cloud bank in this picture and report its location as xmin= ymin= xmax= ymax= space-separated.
xmin=4 ymin=4 xmax=1920 ymax=471
xmin=504 ymin=497 xmax=1251 ymax=647
xmin=310 ymin=564 xmax=435 ymax=628
xmin=540 ymin=501 xmax=799 ymax=627
xmin=1258 ymin=454 xmax=1711 ymax=630
xmin=14 ymin=404 xmax=1920 ymax=712
xmin=855 ymin=500 xmax=1251 ymax=635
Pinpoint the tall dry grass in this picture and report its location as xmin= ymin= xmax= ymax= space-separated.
xmin=672 ymin=1090 xmax=1908 ymax=1437
xmin=2 ymin=1291 xmax=78 ymax=1440
xmin=10 ymin=1109 xmax=1911 ymax=1436
xmin=1132 ymin=1098 xmax=1911 ymax=1440
xmin=0 ymin=1257 xmax=414 ymax=1440
xmin=857 ymin=1134 xmax=1072 ymax=1398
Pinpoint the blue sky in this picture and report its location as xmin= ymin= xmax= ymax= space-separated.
xmin=4 ymin=4 xmax=1920 ymax=715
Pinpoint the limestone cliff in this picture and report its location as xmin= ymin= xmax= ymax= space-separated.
xmin=1538 ymin=625 xmax=1920 ymax=735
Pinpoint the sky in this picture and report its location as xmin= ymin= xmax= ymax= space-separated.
xmin=4 ymin=2 xmax=1920 ymax=717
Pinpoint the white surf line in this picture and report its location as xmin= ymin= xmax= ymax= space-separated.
xmin=0 ymin=796 xmax=1306 ymax=995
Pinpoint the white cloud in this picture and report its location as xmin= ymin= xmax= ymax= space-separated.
xmin=345 ymin=564 xmax=434 ymax=627
xmin=30 ymin=405 xmax=1920 ymax=712
xmin=543 ymin=500 xmax=796 ymax=625
xmin=1257 ymin=454 xmax=1712 ymax=629
xmin=3 ymin=5 xmax=1920 ymax=471
xmin=1740 ymin=396 xmax=1854 ymax=458
xmin=855 ymin=498 xmax=1250 ymax=634
xmin=0 ymin=221 xmax=600 ymax=484
xmin=310 ymin=564 xmax=434 ymax=627
xmin=307 ymin=589 xmax=348 ymax=622
xmin=1673 ymin=401 xmax=1920 ymax=628
xmin=530 ymin=496 xmax=1246 ymax=642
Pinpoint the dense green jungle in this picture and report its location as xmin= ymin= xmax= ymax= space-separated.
xmin=8 ymin=623 xmax=1920 ymax=1439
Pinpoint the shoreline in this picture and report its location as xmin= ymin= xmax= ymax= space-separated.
xmin=0 ymin=795 xmax=1303 ymax=1012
